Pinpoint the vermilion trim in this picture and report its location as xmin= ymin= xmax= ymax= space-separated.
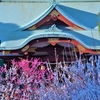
xmin=58 ymin=13 xmax=85 ymax=30
xmin=36 ymin=15 xmax=51 ymax=28
xmin=60 ymin=39 xmax=98 ymax=54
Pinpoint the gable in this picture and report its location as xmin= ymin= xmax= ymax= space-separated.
xmin=22 ymin=5 xmax=87 ymax=31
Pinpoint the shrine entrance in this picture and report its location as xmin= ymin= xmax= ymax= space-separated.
xmin=20 ymin=37 xmax=96 ymax=63
xmin=0 ymin=37 xmax=98 ymax=66
xmin=21 ymin=38 xmax=86 ymax=62
xmin=28 ymin=40 xmax=78 ymax=62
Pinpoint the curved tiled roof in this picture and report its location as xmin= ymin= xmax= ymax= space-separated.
xmin=0 ymin=2 xmax=100 ymax=50
xmin=19 ymin=4 xmax=90 ymax=31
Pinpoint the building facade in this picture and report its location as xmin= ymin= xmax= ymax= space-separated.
xmin=0 ymin=0 xmax=100 ymax=62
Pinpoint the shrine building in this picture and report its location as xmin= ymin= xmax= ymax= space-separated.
xmin=0 ymin=0 xmax=100 ymax=63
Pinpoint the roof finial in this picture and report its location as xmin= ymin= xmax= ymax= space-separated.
xmin=53 ymin=0 xmax=56 ymax=3
xmin=50 ymin=0 xmax=59 ymax=5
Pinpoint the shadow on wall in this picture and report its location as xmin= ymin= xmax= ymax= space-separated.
xmin=0 ymin=22 xmax=20 ymax=32
xmin=0 ymin=22 xmax=20 ymax=41
xmin=0 ymin=22 xmax=34 ymax=41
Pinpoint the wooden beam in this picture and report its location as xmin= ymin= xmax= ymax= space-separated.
xmin=2 ymin=51 xmax=10 ymax=55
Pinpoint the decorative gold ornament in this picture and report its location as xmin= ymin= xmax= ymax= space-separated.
xmin=21 ymin=45 xmax=29 ymax=52
xmin=77 ymin=45 xmax=86 ymax=52
xmin=27 ymin=25 xmax=36 ymax=30
xmin=49 ymin=10 xmax=59 ymax=21
xmin=72 ymin=48 xmax=78 ymax=52
xmin=73 ymin=25 xmax=82 ymax=30
xmin=2 ymin=51 xmax=10 ymax=55
xmin=28 ymin=47 xmax=36 ymax=52
xmin=48 ymin=38 xmax=59 ymax=46
xmin=50 ymin=10 xmax=59 ymax=17
xmin=97 ymin=50 xmax=100 ymax=54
